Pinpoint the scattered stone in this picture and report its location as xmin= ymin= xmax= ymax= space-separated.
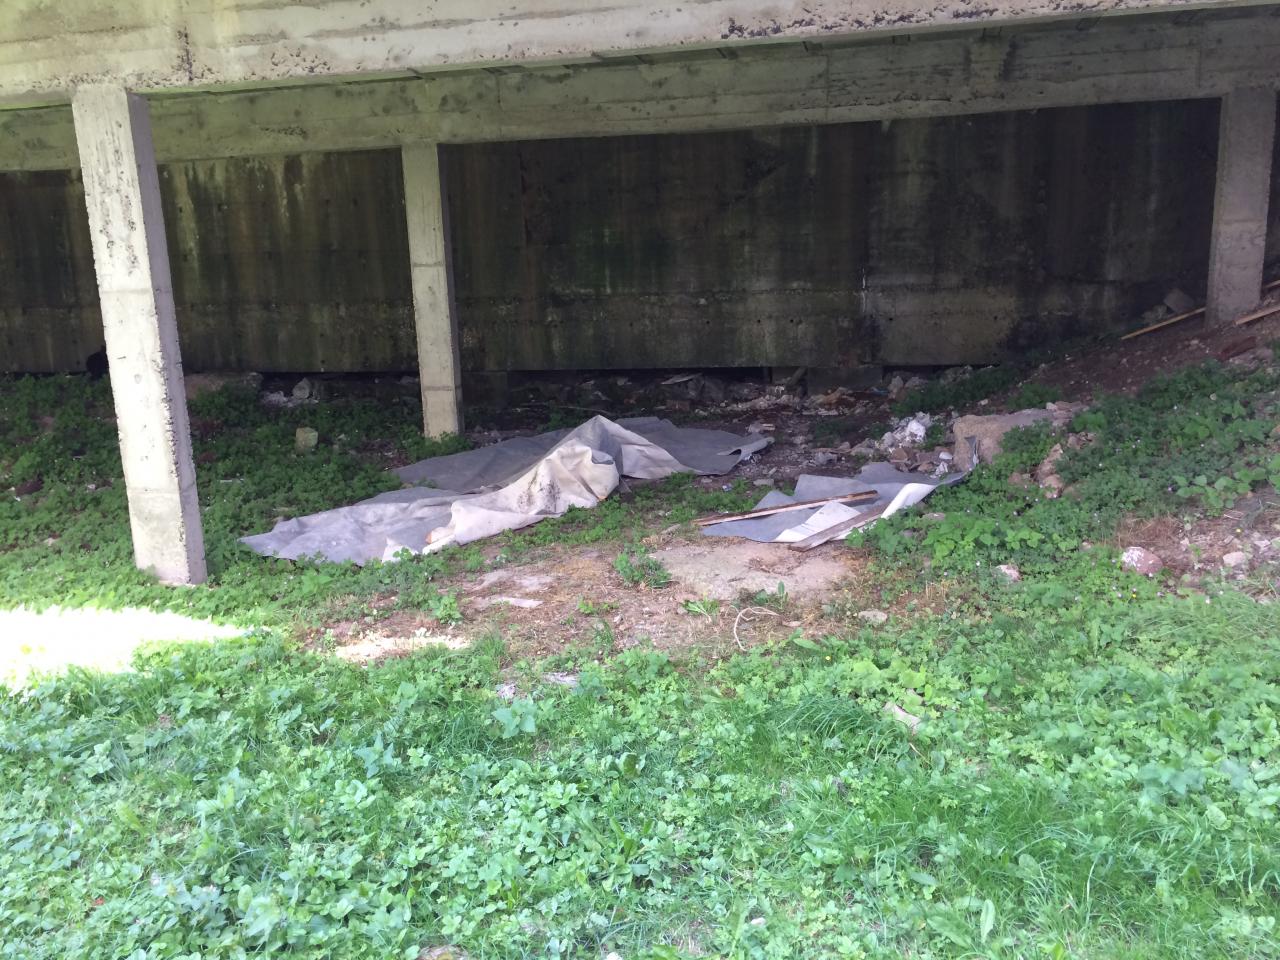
xmin=495 ymin=682 xmax=518 ymax=701
xmin=951 ymin=409 xmax=1054 ymax=471
xmin=1227 ymin=346 xmax=1274 ymax=369
xmin=1121 ymin=546 xmax=1163 ymax=576
xmin=857 ymin=609 xmax=889 ymax=625
xmin=996 ymin=564 xmax=1021 ymax=582
xmin=542 ymin=672 xmax=578 ymax=688
xmin=923 ymin=512 xmax=946 ymax=522
xmin=753 ymin=478 xmax=776 ymax=487
xmin=887 ymin=374 xmax=906 ymax=398
xmin=811 ymin=450 xmax=838 ymax=466
xmin=291 ymin=377 xmax=315 ymax=401
xmin=294 ymin=427 xmax=319 ymax=453
xmin=1221 ymin=551 xmax=1249 ymax=569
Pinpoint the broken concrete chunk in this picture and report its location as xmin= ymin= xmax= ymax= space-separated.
xmin=1121 ymin=546 xmax=1163 ymax=576
xmin=294 ymin=427 xmax=319 ymax=453
xmin=1163 ymin=288 xmax=1197 ymax=315
xmin=951 ymin=409 xmax=1054 ymax=471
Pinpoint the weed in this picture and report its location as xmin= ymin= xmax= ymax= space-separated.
xmin=1008 ymin=380 xmax=1061 ymax=409
xmin=613 ymin=546 xmax=672 ymax=588
xmin=681 ymin=597 xmax=721 ymax=618
xmin=577 ymin=598 xmax=617 ymax=616
xmin=491 ymin=696 xmax=539 ymax=738
xmin=892 ymin=365 xmax=1023 ymax=415
xmin=749 ymin=581 xmax=789 ymax=610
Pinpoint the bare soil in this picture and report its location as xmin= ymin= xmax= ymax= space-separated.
xmin=312 ymin=310 xmax=1279 ymax=663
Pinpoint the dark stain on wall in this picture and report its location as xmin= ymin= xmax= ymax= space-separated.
xmin=0 ymin=99 xmax=1239 ymax=374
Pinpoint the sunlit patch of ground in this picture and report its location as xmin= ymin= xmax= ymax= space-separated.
xmin=0 ymin=606 xmax=247 ymax=688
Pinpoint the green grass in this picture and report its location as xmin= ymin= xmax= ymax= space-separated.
xmin=2 ymin=365 xmax=1279 ymax=958
xmin=860 ymin=361 xmax=1280 ymax=594
xmin=2 ymin=597 xmax=1277 ymax=958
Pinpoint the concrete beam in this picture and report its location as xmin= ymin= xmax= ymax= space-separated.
xmin=3 ymin=9 xmax=1279 ymax=172
xmin=72 ymin=85 xmax=206 ymax=585
xmin=402 ymin=143 xmax=463 ymax=437
xmin=0 ymin=0 xmax=1266 ymax=107
xmin=1207 ymin=87 xmax=1277 ymax=323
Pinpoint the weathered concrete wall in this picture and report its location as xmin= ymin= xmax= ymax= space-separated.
xmin=449 ymin=100 xmax=1222 ymax=368
xmin=0 ymin=151 xmax=415 ymax=371
xmin=0 ymin=0 xmax=1255 ymax=108
xmin=0 ymin=100 xmax=1238 ymax=374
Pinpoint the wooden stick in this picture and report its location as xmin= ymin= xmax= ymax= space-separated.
xmin=1120 ymin=279 xmax=1280 ymax=341
xmin=1119 ymin=305 xmax=1204 ymax=340
xmin=694 ymin=490 xmax=876 ymax=526
xmin=1232 ymin=301 xmax=1280 ymax=327
xmin=787 ymin=505 xmax=888 ymax=552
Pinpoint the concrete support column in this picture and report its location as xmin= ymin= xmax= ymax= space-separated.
xmin=1207 ymin=88 xmax=1277 ymax=325
xmin=72 ymin=85 xmax=206 ymax=585
xmin=402 ymin=143 xmax=463 ymax=437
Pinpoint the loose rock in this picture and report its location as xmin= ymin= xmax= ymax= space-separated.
xmin=857 ymin=609 xmax=889 ymax=625
xmin=295 ymin=427 xmax=319 ymax=453
xmin=951 ymin=409 xmax=1054 ymax=471
xmin=1121 ymin=546 xmax=1163 ymax=576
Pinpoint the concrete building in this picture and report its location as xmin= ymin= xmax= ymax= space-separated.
xmin=1 ymin=0 xmax=1277 ymax=583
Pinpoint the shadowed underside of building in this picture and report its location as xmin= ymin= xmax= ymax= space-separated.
xmin=1 ymin=0 xmax=1277 ymax=583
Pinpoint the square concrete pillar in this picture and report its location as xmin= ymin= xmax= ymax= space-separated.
xmin=402 ymin=143 xmax=463 ymax=437
xmin=72 ymin=86 xmax=207 ymax=585
xmin=1207 ymin=88 xmax=1277 ymax=326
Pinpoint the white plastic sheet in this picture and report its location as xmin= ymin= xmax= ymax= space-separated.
xmin=241 ymin=415 xmax=769 ymax=565
xmin=700 ymin=464 xmax=961 ymax=547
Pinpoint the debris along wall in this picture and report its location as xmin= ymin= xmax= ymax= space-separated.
xmin=0 ymin=99 xmax=1225 ymax=374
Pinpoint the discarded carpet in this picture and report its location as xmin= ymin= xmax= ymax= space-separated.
xmin=241 ymin=415 xmax=769 ymax=565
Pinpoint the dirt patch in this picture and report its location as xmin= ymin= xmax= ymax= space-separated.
xmin=312 ymin=531 xmax=941 ymax=664
xmin=651 ymin=540 xmax=852 ymax=602
xmin=1027 ymin=312 xmax=1280 ymax=403
xmin=1113 ymin=492 xmax=1280 ymax=587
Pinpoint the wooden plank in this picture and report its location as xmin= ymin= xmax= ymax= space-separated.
xmin=788 ymin=504 xmax=888 ymax=552
xmin=694 ymin=490 xmax=877 ymax=527
xmin=1233 ymin=301 xmax=1280 ymax=327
